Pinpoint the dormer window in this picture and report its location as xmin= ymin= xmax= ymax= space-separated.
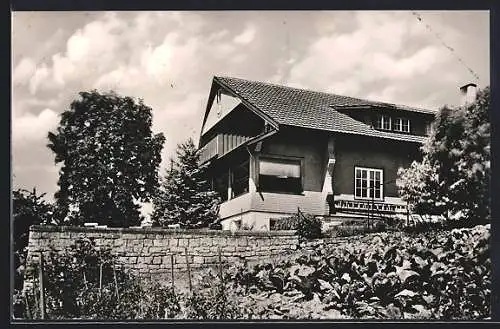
xmin=394 ymin=117 xmax=410 ymax=133
xmin=375 ymin=115 xmax=391 ymax=130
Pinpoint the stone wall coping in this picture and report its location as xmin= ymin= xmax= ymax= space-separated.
xmin=29 ymin=225 xmax=297 ymax=237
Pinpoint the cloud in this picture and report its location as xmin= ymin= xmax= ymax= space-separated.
xmin=140 ymin=33 xmax=201 ymax=85
xmin=233 ymin=24 xmax=256 ymax=44
xmin=287 ymin=11 xmax=452 ymax=101
xmin=11 ymin=10 xmax=490 ymax=207
xmin=29 ymin=64 xmax=51 ymax=94
xmin=12 ymin=108 xmax=59 ymax=143
xmin=28 ymin=13 xmax=126 ymax=94
xmin=12 ymin=57 xmax=36 ymax=85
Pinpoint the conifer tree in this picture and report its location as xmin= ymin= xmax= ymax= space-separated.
xmin=152 ymin=138 xmax=221 ymax=228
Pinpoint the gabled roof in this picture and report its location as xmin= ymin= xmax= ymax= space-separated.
xmin=214 ymin=76 xmax=434 ymax=144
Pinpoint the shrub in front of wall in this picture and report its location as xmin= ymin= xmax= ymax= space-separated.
xmin=272 ymin=215 xmax=300 ymax=231
xmin=296 ymin=214 xmax=322 ymax=240
xmin=272 ymin=213 xmax=321 ymax=239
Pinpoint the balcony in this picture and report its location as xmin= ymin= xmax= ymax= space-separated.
xmin=199 ymin=133 xmax=251 ymax=164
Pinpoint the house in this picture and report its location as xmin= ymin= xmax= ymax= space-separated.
xmin=197 ymin=76 xmax=436 ymax=231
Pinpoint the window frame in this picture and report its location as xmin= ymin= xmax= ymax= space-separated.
xmin=354 ymin=166 xmax=384 ymax=201
xmin=394 ymin=117 xmax=410 ymax=133
xmin=256 ymin=155 xmax=304 ymax=195
xmin=375 ymin=115 xmax=392 ymax=131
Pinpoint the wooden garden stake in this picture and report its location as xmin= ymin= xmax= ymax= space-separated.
xmin=23 ymin=292 xmax=32 ymax=319
xmin=113 ymin=261 xmax=120 ymax=302
xmin=218 ymin=247 xmax=224 ymax=284
xmin=217 ymin=246 xmax=226 ymax=316
xmin=170 ymin=253 xmax=175 ymax=291
xmin=32 ymin=278 xmax=39 ymax=317
xmin=184 ymin=247 xmax=192 ymax=292
xmin=99 ymin=262 xmax=103 ymax=296
xmin=83 ymin=270 xmax=88 ymax=290
xmin=38 ymin=252 xmax=46 ymax=320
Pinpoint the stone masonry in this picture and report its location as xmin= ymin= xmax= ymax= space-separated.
xmin=26 ymin=225 xmax=299 ymax=281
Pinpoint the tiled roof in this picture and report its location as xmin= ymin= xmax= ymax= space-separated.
xmin=214 ymin=76 xmax=432 ymax=144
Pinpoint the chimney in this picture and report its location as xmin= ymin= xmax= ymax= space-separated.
xmin=459 ymin=83 xmax=478 ymax=106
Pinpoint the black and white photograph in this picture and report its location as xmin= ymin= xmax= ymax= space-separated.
xmin=11 ymin=10 xmax=491 ymax=321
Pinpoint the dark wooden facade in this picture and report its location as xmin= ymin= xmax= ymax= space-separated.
xmin=198 ymin=77 xmax=435 ymax=230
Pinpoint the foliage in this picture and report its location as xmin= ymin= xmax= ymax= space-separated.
xmin=397 ymin=87 xmax=490 ymax=225
xmin=272 ymin=215 xmax=300 ymax=230
xmin=152 ymin=138 xmax=220 ymax=229
xmin=182 ymin=266 xmax=245 ymax=320
xmin=16 ymin=225 xmax=490 ymax=320
xmin=272 ymin=213 xmax=322 ymax=240
xmin=225 ymin=225 xmax=490 ymax=319
xmin=47 ymin=90 xmax=165 ymax=227
xmin=183 ymin=285 xmax=242 ymax=319
xmin=296 ymin=214 xmax=322 ymax=240
xmin=20 ymin=238 xmax=180 ymax=320
xmin=13 ymin=188 xmax=53 ymax=291
xmin=323 ymin=220 xmax=387 ymax=238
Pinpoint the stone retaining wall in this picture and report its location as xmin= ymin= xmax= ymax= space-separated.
xmin=26 ymin=225 xmax=299 ymax=281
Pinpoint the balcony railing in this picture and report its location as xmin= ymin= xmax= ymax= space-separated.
xmin=333 ymin=199 xmax=408 ymax=214
xmin=199 ymin=133 xmax=251 ymax=164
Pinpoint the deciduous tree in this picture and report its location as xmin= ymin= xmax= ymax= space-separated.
xmin=47 ymin=91 xmax=165 ymax=227
xmin=13 ymin=188 xmax=53 ymax=289
xmin=397 ymin=87 xmax=490 ymax=225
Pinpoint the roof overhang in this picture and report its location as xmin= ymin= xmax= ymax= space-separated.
xmin=333 ymin=104 xmax=436 ymax=116
xmin=198 ymin=77 xmax=280 ymax=148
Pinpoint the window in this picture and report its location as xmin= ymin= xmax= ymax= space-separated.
xmin=355 ymin=167 xmax=383 ymax=200
xmin=425 ymin=122 xmax=434 ymax=136
xmin=231 ymin=159 xmax=249 ymax=198
xmin=259 ymin=157 xmax=302 ymax=193
xmin=375 ymin=115 xmax=391 ymax=130
xmin=394 ymin=117 xmax=410 ymax=133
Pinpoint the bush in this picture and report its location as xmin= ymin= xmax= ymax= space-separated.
xmin=272 ymin=216 xmax=300 ymax=230
xmin=272 ymin=213 xmax=322 ymax=240
xmin=296 ymin=214 xmax=322 ymax=240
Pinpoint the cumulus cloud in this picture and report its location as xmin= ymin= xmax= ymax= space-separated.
xmin=287 ymin=11 xmax=453 ymax=101
xmin=12 ymin=108 xmax=59 ymax=143
xmin=27 ymin=13 xmax=125 ymax=94
xmin=233 ymin=24 xmax=256 ymax=44
xmin=11 ymin=10 xmax=490 ymax=204
xmin=29 ymin=64 xmax=51 ymax=94
xmin=12 ymin=57 xmax=36 ymax=85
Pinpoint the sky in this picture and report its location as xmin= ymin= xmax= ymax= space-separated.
xmin=11 ymin=10 xmax=490 ymax=217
